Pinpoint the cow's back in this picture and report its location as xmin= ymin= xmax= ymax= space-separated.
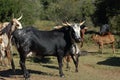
xmin=12 ymin=27 xmax=69 ymax=56
xmin=92 ymin=34 xmax=115 ymax=44
xmin=102 ymin=34 xmax=115 ymax=44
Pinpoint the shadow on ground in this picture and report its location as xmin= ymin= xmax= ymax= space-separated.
xmin=42 ymin=65 xmax=58 ymax=70
xmin=97 ymin=57 xmax=120 ymax=66
xmin=0 ymin=68 xmax=58 ymax=78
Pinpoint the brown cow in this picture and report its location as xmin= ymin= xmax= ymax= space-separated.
xmin=91 ymin=33 xmax=115 ymax=54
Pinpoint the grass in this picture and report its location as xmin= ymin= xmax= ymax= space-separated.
xmin=0 ymin=52 xmax=120 ymax=80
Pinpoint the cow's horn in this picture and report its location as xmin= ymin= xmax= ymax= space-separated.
xmin=80 ymin=21 xmax=85 ymax=25
xmin=17 ymin=14 xmax=23 ymax=20
xmin=62 ymin=22 xmax=71 ymax=26
xmin=62 ymin=23 xmax=68 ymax=26
xmin=66 ymin=22 xmax=72 ymax=26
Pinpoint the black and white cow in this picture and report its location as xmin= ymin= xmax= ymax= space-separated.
xmin=1 ymin=21 xmax=84 ymax=80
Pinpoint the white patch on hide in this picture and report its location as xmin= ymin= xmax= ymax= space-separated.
xmin=27 ymin=52 xmax=35 ymax=57
xmin=72 ymin=43 xmax=80 ymax=54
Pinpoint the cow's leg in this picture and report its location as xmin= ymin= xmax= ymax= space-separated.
xmin=19 ymin=53 xmax=30 ymax=80
xmin=112 ymin=43 xmax=115 ymax=53
xmin=99 ymin=44 xmax=103 ymax=54
xmin=70 ymin=54 xmax=79 ymax=72
xmin=57 ymin=54 xmax=64 ymax=77
xmin=80 ymin=41 xmax=83 ymax=48
xmin=0 ymin=49 xmax=6 ymax=66
xmin=66 ymin=55 xmax=71 ymax=69
xmin=0 ymin=55 xmax=6 ymax=66
xmin=0 ymin=55 xmax=2 ymax=65
xmin=6 ymin=49 xmax=12 ymax=65
xmin=5 ymin=48 xmax=15 ymax=72
xmin=75 ymin=54 xmax=79 ymax=72
xmin=70 ymin=44 xmax=80 ymax=72
xmin=101 ymin=44 xmax=103 ymax=54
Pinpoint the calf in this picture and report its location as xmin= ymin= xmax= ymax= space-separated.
xmin=1 ymin=20 xmax=85 ymax=80
xmin=91 ymin=33 xmax=115 ymax=54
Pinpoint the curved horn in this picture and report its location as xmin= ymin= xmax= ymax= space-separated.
xmin=62 ymin=22 xmax=72 ymax=26
xmin=80 ymin=21 xmax=85 ymax=26
xmin=62 ymin=22 xmax=68 ymax=26
xmin=17 ymin=14 xmax=23 ymax=20
xmin=66 ymin=22 xmax=72 ymax=26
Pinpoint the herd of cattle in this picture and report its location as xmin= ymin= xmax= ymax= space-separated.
xmin=0 ymin=16 xmax=116 ymax=80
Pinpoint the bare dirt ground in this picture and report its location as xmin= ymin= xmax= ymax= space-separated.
xmin=0 ymin=52 xmax=120 ymax=80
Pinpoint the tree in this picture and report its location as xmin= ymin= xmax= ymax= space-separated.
xmin=93 ymin=0 xmax=120 ymax=28
xmin=43 ymin=0 xmax=95 ymax=24
xmin=0 ymin=0 xmax=21 ymax=22
xmin=18 ymin=0 xmax=43 ymax=25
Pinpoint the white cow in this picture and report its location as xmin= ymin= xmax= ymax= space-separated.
xmin=0 ymin=15 xmax=23 ymax=67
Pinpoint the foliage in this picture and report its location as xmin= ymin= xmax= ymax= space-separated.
xmin=109 ymin=15 xmax=120 ymax=33
xmin=0 ymin=0 xmax=119 ymax=32
xmin=93 ymin=0 xmax=120 ymax=30
xmin=0 ymin=0 xmax=20 ymax=22
xmin=18 ymin=0 xmax=42 ymax=25
xmin=45 ymin=0 xmax=95 ymax=23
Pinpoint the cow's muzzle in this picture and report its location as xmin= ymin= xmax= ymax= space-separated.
xmin=75 ymin=38 xmax=82 ymax=43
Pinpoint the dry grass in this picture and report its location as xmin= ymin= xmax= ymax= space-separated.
xmin=0 ymin=52 xmax=120 ymax=80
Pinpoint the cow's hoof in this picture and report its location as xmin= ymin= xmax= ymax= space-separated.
xmin=25 ymin=78 xmax=30 ymax=80
xmin=60 ymin=74 xmax=65 ymax=78
xmin=75 ymin=69 xmax=78 ymax=72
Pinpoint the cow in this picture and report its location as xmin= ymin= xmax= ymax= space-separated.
xmin=91 ymin=33 xmax=115 ymax=54
xmin=55 ymin=23 xmax=87 ymax=69
xmin=54 ymin=22 xmax=87 ymax=69
xmin=0 ymin=33 xmax=9 ymax=66
xmin=99 ymin=24 xmax=110 ymax=36
xmin=0 ymin=22 xmax=9 ymax=30
xmin=65 ymin=25 xmax=87 ymax=69
xmin=0 ymin=15 xmax=22 ymax=69
xmin=0 ymin=20 xmax=85 ymax=80
xmin=0 ymin=22 xmax=11 ymax=66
